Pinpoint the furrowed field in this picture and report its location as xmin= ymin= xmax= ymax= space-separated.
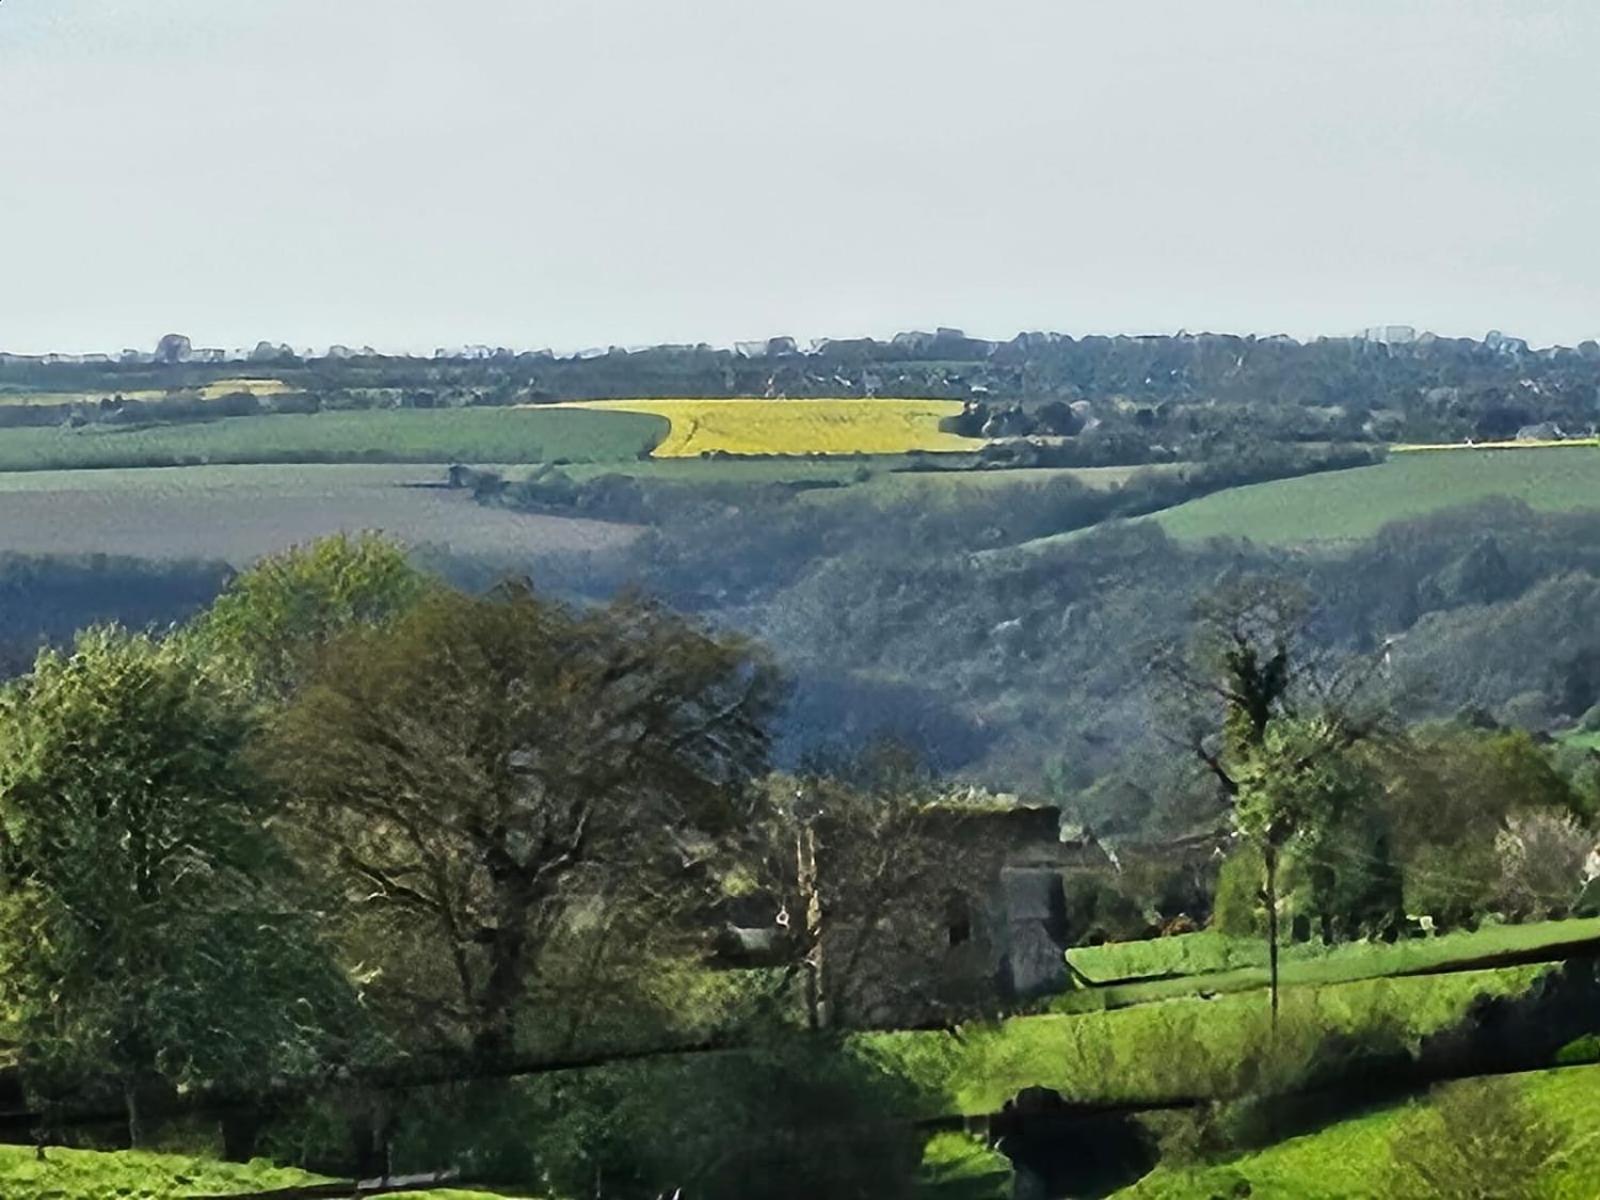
xmin=0 ymin=465 xmax=641 ymax=563
xmin=0 ymin=407 xmax=666 ymax=471
xmin=1153 ymin=446 xmax=1600 ymax=545
xmin=555 ymin=398 xmax=979 ymax=457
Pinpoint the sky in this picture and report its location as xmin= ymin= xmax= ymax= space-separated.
xmin=2 ymin=0 xmax=1598 ymax=355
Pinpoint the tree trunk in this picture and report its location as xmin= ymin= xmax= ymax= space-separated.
xmin=221 ymin=1105 xmax=263 ymax=1162
xmin=474 ymin=883 xmax=535 ymax=1061
xmin=797 ymin=825 xmax=827 ymax=1030
xmin=346 ymin=1098 xmax=393 ymax=1182
xmin=124 ymin=1082 xmax=145 ymax=1150
xmin=1263 ymin=844 xmax=1280 ymax=1040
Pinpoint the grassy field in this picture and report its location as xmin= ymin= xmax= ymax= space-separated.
xmin=0 ymin=465 xmax=642 ymax=564
xmin=0 ymin=1143 xmax=525 ymax=1199
xmin=555 ymin=398 xmax=979 ymax=457
xmin=1556 ymin=727 xmax=1600 ymax=752
xmin=0 ymin=1145 xmax=321 ymax=1200
xmin=0 ymin=408 xmax=667 ymax=472
xmin=1112 ymin=1063 xmax=1600 ymax=1199
xmin=1153 ymin=448 xmax=1600 ymax=545
xmin=1064 ymin=917 xmax=1600 ymax=996
xmin=862 ymin=965 xmax=1545 ymax=1115
xmin=917 ymin=1132 xmax=1012 ymax=1199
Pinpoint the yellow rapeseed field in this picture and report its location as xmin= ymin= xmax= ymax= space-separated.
xmin=200 ymin=378 xmax=295 ymax=400
xmin=554 ymin=398 xmax=978 ymax=458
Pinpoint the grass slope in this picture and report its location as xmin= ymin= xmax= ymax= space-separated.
xmin=0 ymin=1143 xmax=534 ymax=1199
xmin=916 ymin=1132 xmax=1012 ymax=1199
xmin=0 ymin=1146 xmax=321 ymax=1199
xmin=1062 ymin=918 xmax=1600 ymax=1005
xmin=0 ymin=408 xmax=666 ymax=472
xmin=861 ymin=966 xmax=1544 ymax=1115
xmin=558 ymin=398 xmax=978 ymax=457
xmin=1112 ymin=1063 xmax=1600 ymax=1199
xmin=1154 ymin=448 xmax=1600 ymax=546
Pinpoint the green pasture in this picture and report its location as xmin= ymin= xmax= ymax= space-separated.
xmin=1154 ymin=447 xmax=1600 ymax=546
xmin=1112 ymin=1063 xmax=1600 ymax=1199
xmin=862 ymin=965 xmax=1545 ymax=1115
xmin=1062 ymin=917 xmax=1600 ymax=1008
xmin=0 ymin=408 xmax=667 ymax=472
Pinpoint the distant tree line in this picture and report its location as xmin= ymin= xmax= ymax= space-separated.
xmin=11 ymin=327 xmax=1600 ymax=446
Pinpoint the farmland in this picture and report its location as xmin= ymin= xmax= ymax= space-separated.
xmin=0 ymin=406 xmax=667 ymax=471
xmin=1111 ymin=1063 xmax=1600 ymax=1199
xmin=197 ymin=377 xmax=295 ymax=399
xmin=1153 ymin=446 xmax=1600 ymax=545
xmin=555 ymin=398 xmax=979 ymax=457
xmin=0 ymin=465 xmax=641 ymax=564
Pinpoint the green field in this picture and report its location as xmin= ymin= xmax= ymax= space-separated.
xmin=862 ymin=965 xmax=1544 ymax=1115
xmin=0 ymin=407 xmax=667 ymax=472
xmin=0 ymin=1145 xmax=321 ymax=1200
xmin=1112 ymin=1063 xmax=1600 ymax=1199
xmin=0 ymin=1142 xmax=525 ymax=1199
xmin=917 ymin=1132 xmax=1012 ymax=1199
xmin=0 ymin=465 xmax=642 ymax=564
xmin=1064 ymin=917 xmax=1600 ymax=1001
xmin=1154 ymin=448 xmax=1600 ymax=545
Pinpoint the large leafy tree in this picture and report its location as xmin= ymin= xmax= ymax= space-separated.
xmin=184 ymin=532 xmax=427 ymax=702
xmin=0 ymin=628 xmax=356 ymax=1148
xmin=262 ymin=581 xmax=782 ymax=1061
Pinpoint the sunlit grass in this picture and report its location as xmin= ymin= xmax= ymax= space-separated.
xmin=1155 ymin=448 xmax=1600 ymax=545
xmin=860 ymin=966 xmax=1545 ymax=1116
xmin=1111 ymin=1063 xmax=1600 ymax=1199
xmin=0 ymin=408 xmax=666 ymax=471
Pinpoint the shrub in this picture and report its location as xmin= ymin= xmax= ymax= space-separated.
xmin=1495 ymin=811 xmax=1592 ymax=920
xmin=1212 ymin=845 xmax=1265 ymax=938
xmin=1387 ymin=1077 xmax=1561 ymax=1200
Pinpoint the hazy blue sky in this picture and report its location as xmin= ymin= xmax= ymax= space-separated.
xmin=2 ymin=1 xmax=1597 ymax=353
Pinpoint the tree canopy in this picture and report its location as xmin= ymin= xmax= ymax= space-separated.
xmin=261 ymin=580 xmax=784 ymax=1058
xmin=0 ymin=628 xmax=354 ymax=1142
